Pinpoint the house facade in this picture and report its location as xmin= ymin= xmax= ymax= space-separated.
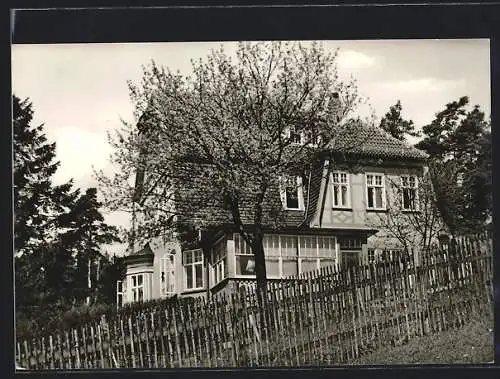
xmin=117 ymin=123 xmax=432 ymax=306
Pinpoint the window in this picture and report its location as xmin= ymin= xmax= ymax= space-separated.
xmin=288 ymin=126 xmax=302 ymax=144
xmin=381 ymin=249 xmax=403 ymax=263
xmin=234 ymin=234 xmax=255 ymax=276
xmin=281 ymin=235 xmax=299 ymax=276
xmin=294 ymin=235 xmax=338 ymax=273
xmin=401 ymin=175 xmax=419 ymax=210
xmin=366 ymin=174 xmax=386 ymax=210
xmin=160 ymin=253 xmax=175 ymax=296
xmin=263 ymin=234 xmax=282 ymax=277
xmin=331 ymin=171 xmax=350 ymax=208
xmin=367 ymin=249 xmax=376 ymax=264
xmin=339 ymin=237 xmax=363 ymax=250
xmin=183 ymin=249 xmax=204 ymax=290
xmin=280 ymin=176 xmax=304 ymax=210
xmin=235 ymin=233 xmax=337 ymax=277
xmin=130 ymin=274 xmax=144 ymax=302
xmin=212 ymin=238 xmax=228 ymax=285
xmin=287 ymin=126 xmax=321 ymax=146
xmin=116 ymin=280 xmax=124 ymax=307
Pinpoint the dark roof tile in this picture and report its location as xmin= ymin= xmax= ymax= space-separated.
xmin=328 ymin=122 xmax=428 ymax=161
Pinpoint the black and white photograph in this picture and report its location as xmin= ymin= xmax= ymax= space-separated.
xmin=11 ymin=9 xmax=494 ymax=369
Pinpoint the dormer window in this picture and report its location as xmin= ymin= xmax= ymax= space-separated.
xmin=286 ymin=126 xmax=321 ymax=146
xmin=280 ymin=176 xmax=304 ymax=210
xmin=288 ymin=126 xmax=302 ymax=144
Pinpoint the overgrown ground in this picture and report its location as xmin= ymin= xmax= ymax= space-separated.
xmin=348 ymin=315 xmax=494 ymax=365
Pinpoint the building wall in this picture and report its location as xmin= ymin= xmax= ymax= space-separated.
xmin=121 ymin=161 xmax=437 ymax=304
xmin=317 ymin=165 xmax=425 ymax=229
xmin=148 ymin=238 xmax=183 ymax=299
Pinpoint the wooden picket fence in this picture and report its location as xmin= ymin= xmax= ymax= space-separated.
xmin=16 ymin=235 xmax=493 ymax=369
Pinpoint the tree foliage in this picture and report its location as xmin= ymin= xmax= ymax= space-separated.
xmin=379 ymin=100 xmax=420 ymax=141
xmin=13 ymin=95 xmax=73 ymax=257
xmin=97 ymin=42 xmax=365 ymax=289
xmin=14 ymin=95 xmax=121 ymax=316
xmin=415 ymin=96 xmax=491 ymax=234
xmin=369 ymin=169 xmax=447 ymax=254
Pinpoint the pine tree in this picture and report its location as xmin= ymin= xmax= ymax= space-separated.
xmin=415 ymin=96 xmax=491 ymax=234
xmin=379 ymin=100 xmax=420 ymax=141
xmin=14 ymin=95 xmax=121 ymax=310
xmin=14 ymin=95 xmax=74 ymax=309
xmin=13 ymin=95 xmax=73 ymax=257
xmin=57 ymin=187 xmax=121 ymax=304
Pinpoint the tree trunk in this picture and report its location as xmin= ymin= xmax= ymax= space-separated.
xmin=251 ymin=229 xmax=267 ymax=335
xmin=252 ymin=229 xmax=267 ymax=293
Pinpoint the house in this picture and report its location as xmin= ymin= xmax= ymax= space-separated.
xmin=116 ymin=122 xmax=431 ymax=306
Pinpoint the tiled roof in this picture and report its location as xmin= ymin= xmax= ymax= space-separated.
xmin=173 ymin=161 xmax=320 ymax=229
xmin=131 ymin=242 xmax=154 ymax=256
xmin=327 ymin=121 xmax=429 ymax=161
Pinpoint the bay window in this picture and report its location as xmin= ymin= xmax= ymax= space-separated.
xmin=234 ymin=234 xmax=255 ymax=276
xmin=280 ymin=235 xmax=299 ymax=277
xmin=263 ymin=234 xmax=281 ymax=277
xmin=366 ymin=173 xmax=386 ymax=210
xmin=318 ymin=236 xmax=337 ymax=268
xmin=212 ymin=237 xmax=228 ymax=284
xmin=183 ymin=249 xmax=204 ymax=290
xmin=234 ymin=233 xmax=337 ymax=278
xmin=130 ymin=274 xmax=144 ymax=302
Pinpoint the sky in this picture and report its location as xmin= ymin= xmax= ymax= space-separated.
xmin=11 ymin=39 xmax=491 ymax=253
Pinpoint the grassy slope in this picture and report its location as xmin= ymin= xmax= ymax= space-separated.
xmin=348 ymin=316 xmax=494 ymax=365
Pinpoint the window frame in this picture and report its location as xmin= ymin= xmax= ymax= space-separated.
xmin=280 ymin=175 xmax=305 ymax=211
xmin=159 ymin=252 xmax=176 ymax=296
xmin=183 ymin=249 xmax=204 ymax=291
xmin=129 ymin=273 xmax=144 ymax=302
xmin=116 ymin=280 xmax=124 ymax=307
xmin=233 ymin=233 xmax=338 ymax=278
xmin=331 ymin=171 xmax=351 ymax=208
xmin=367 ymin=248 xmax=376 ymax=264
xmin=234 ymin=233 xmax=256 ymax=277
xmin=211 ymin=236 xmax=228 ymax=285
xmin=287 ymin=126 xmax=303 ymax=145
xmin=365 ymin=173 xmax=387 ymax=210
xmin=400 ymin=175 xmax=420 ymax=211
xmin=381 ymin=249 xmax=404 ymax=263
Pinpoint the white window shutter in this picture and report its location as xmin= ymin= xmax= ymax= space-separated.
xmin=297 ymin=176 xmax=304 ymax=210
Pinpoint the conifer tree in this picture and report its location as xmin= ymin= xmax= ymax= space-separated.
xmin=379 ymin=100 xmax=420 ymax=141
xmin=415 ymin=96 xmax=491 ymax=234
xmin=14 ymin=95 xmax=121 ymax=310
